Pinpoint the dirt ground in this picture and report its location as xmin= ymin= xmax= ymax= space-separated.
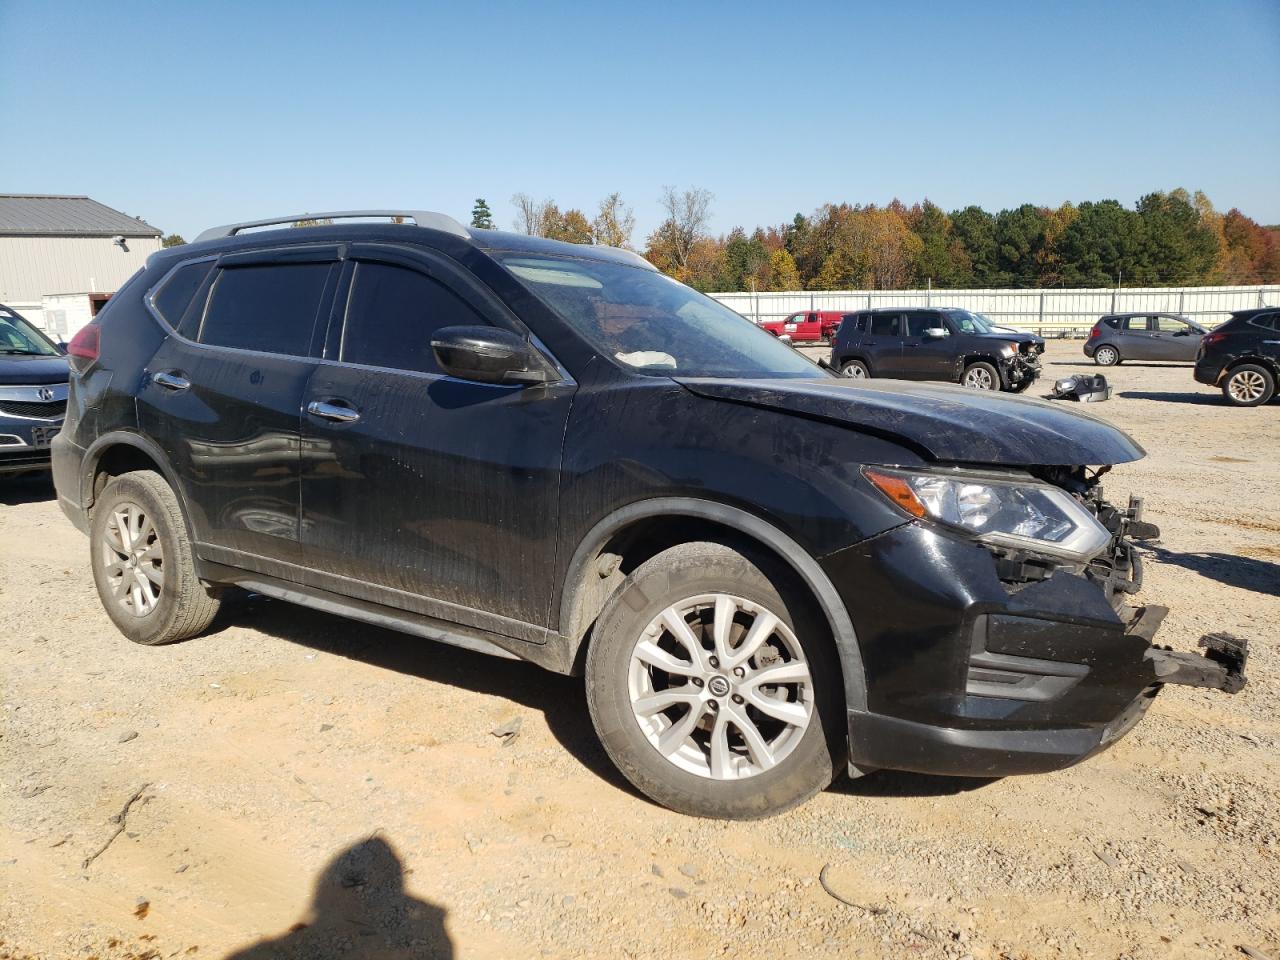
xmin=1 ymin=341 xmax=1277 ymax=960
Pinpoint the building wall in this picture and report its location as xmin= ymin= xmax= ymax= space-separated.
xmin=0 ymin=235 xmax=161 ymax=303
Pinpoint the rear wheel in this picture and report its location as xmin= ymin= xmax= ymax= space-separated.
xmin=1094 ymin=345 xmax=1120 ymax=366
xmin=1222 ymin=364 xmax=1275 ymax=407
xmin=962 ymin=361 xmax=1000 ymax=391
xmin=585 ymin=542 xmax=845 ymax=819
xmin=90 ymin=471 xmax=221 ymax=645
xmin=841 ymin=359 xmax=869 ymax=379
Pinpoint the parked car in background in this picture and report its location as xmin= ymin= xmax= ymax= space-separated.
xmin=51 ymin=210 xmax=1245 ymax=820
xmin=0 ymin=303 xmax=69 ymax=477
xmin=759 ymin=310 xmax=847 ymax=343
xmin=1083 ymin=313 xmax=1207 ymax=366
xmin=831 ymin=307 xmax=1044 ymax=391
xmin=1194 ymin=307 xmax=1280 ymax=406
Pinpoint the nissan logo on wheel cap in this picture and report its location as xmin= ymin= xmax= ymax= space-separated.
xmin=707 ymin=676 xmax=731 ymax=697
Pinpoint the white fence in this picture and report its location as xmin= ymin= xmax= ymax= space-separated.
xmin=709 ymin=285 xmax=1280 ymax=336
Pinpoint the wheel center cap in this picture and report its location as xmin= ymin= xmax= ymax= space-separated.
xmin=707 ymin=675 xmax=731 ymax=697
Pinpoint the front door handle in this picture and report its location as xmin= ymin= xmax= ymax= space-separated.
xmin=151 ymin=371 xmax=190 ymax=391
xmin=307 ymin=400 xmax=361 ymax=423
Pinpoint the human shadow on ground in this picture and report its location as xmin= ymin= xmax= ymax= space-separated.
xmin=1142 ymin=544 xmax=1280 ymax=597
xmin=225 ymin=597 xmax=643 ymax=800
xmin=0 ymin=473 xmax=56 ymax=505
xmin=224 ymin=835 xmax=453 ymax=959
xmin=1117 ymin=390 xmax=1223 ymax=405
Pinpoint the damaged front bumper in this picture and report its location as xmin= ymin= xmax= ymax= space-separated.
xmin=1001 ymin=350 xmax=1042 ymax=389
xmin=822 ymin=495 xmax=1249 ymax=779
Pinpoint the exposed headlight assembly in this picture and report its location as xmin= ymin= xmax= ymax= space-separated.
xmin=864 ymin=467 xmax=1112 ymax=563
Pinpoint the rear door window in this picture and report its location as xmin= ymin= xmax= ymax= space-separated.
xmin=199 ymin=263 xmax=332 ymax=356
xmin=904 ymin=312 xmax=938 ymax=337
xmin=868 ymin=313 xmax=900 ymax=337
xmin=340 ymin=261 xmax=485 ymax=375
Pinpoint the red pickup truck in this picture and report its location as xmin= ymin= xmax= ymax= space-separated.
xmin=759 ymin=310 xmax=847 ymax=343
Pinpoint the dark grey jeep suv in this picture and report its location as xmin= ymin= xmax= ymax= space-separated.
xmin=51 ymin=210 xmax=1247 ymax=819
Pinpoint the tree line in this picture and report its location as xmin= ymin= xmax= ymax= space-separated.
xmin=483 ymin=188 xmax=1280 ymax=292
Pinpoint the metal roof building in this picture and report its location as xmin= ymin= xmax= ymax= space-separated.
xmin=0 ymin=194 xmax=164 ymax=335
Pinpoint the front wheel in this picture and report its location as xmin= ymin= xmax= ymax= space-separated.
xmin=585 ymin=542 xmax=845 ymax=819
xmin=962 ymin=361 xmax=1000 ymax=390
xmin=841 ymin=359 xmax=869 ymax=379
xmin=90 ymin=471 xmax=222 ymax=645
xmin=1222 ymin=364 xmax=1275 ymax=407
xmin=1094 ymin=345 xmax=1120 ymax=366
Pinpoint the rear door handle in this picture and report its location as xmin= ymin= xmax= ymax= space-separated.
xmin=307 ymin=400 xmax=361 ymax=423
xmin=151 ymin=371 xmax=190 ymax=391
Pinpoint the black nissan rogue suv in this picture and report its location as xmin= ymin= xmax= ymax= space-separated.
xmin=51 ymin=210 xmax=1247 ymax=819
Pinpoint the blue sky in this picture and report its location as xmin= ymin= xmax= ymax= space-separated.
xmin=2 ymin=0 xmax=1277 ymax=242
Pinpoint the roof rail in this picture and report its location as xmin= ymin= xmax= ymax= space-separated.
xmin=194 ymin=210 xmax=470 ymax=243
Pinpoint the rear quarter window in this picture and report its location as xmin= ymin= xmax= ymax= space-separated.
xmin=1248 ymin=312 xmax=1280 ymax=332
xmin=151 ymin=260 xmax=216 ymax=331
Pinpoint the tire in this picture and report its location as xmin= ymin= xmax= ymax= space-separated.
xmin=961 ymin=361 xmax=1000 ymax=391
xmin=1221 ymin=363 xmax=1275 ymax=407
xmin=89 ymin=470 xmax=222 ymax=645
xmin=841 ymin=359 xmax=869 ymax=379
xmin=1009 ymin=379 xmax=1034 ymax=393
xmin=1094 ymin=345 xmax=1120 ymax=366
xmin=584 ymin=542 xmax=846 ymax=819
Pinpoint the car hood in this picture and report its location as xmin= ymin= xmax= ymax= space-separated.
xmin=677 ymin=376 xmax=1144 ymax=466
xmin=978 ymin=330 xmax=1044 ymax=347
xmin=0 ymin=355 xmax=70 ymax=385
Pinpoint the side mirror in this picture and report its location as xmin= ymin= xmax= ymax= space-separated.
xmin=923 ymin=327 xmax=948 ymax=339
xmin=430 ymin=326 xmax=554 ymax=385
xmin=56 ymin=342 xmax=69 ymax=355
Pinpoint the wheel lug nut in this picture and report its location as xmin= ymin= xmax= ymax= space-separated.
xmin=708 ymin=656 xmax=719 ymax=668
xmin=707 ymin=699 xmax=719 ymax=711
xmin=732 ymin=694 xmax=744 ymax=705
xmin=733 ymin=666 xmax=745 ymax=678
xmin=692 ymin=677 xmax=703 ymax=687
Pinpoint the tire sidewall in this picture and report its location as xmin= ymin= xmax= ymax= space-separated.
xmin=90 ymin=474 xmax=186 ymax=645
xmin=585 ymin=545 xmax=844 ymax=819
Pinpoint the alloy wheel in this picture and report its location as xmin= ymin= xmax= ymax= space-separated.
xmin=963 ymin=366 xmax=996 ymax=390
xmin=1096 ymin=346 xmax=1118 ymax=366
xmin=627 ymin=593 xmax=813 ymax=780
xmin=100 ymin=502 xmax=164 ymax=617
xmin=1228 ymin=370 xmax=1267 ymax=404
xmin=842 ymin=362 xmax=867 ymax=378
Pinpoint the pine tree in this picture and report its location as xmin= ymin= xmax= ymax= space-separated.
xmin=470 ymin=198 xmax=494 ymax=230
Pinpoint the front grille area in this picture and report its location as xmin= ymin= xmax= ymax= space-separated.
xmin=0 ymin=399 xmax=67 ymax=420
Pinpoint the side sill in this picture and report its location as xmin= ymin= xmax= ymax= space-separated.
xmin=200 ymin=560 xmax=574 ymax=673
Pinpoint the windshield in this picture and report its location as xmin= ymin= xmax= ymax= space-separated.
xmin=0 ymin=309 xmax=60 ymax=356
xmin=497 ymin=254 xmax=825 ymax=379
xmin=948 ymin=310 xmax=995 ymax=334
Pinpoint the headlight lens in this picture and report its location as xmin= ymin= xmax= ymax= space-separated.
xmin=864 ymin=468 xmax=1112 ymax=562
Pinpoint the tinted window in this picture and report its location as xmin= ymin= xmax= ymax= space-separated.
xmin=341 ymin=262 xmax=485 ymax=374
xmin=868 ymin=314 xmax=899 ymax=336
xmin=200 ymin=263 xmax=330 ymax=356
xmin=905 ymin=313 xmax=939 ymax=337
xmin=153 ymin=261 xmax=215 ymax=330
xmin=1248 ymin=313 xmax=1279 ymax=332
xmin=1102 ymin=317 xmax=1121 ymax=329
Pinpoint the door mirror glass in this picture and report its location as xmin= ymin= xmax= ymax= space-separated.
xmin=56 ymin=341 xmax=69 ymax=355
xmin=430 ymin=326 xmax=554 ymax=385
xmin=923 ymin=327 xmax=949 ymax=339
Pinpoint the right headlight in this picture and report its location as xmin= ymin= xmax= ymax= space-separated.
xmin=863 ymin=467 xmax=1112 ymax=563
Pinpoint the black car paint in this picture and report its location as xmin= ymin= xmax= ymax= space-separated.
xmin=831 ymin=308 xmax=1045 ymax=390
xmin=1194 ymin=308 xmax=1280 ymax=388
xmin=0 ymin=304 xmax=70 ymax=475
xmin=50 ymin=221 xmax=1231 ymax=781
